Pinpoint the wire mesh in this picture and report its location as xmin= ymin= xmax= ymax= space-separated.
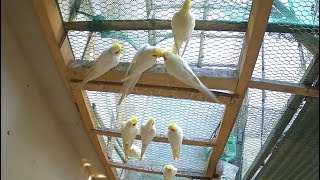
xmin=87 ymin=91 xmax=225 ymax=140
xmin=67 ymin=30 xmax=244 ymax=68
xmin=253 ymin=0 xmax=319 ymax=84
xmin=57 ymin=0 xmax=252 ymax=22
xmin=101 ymin=135 xmax=210 ymax=173
xmin=117 ymin=169 xmax=190 ymax=180
xmin=238 ymin=88 xmax=302 ymax=178
xmin=89 ymin=91 xmax=224 ymax=175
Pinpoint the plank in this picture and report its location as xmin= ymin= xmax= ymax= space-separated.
xmin=92 ymin=129 xmax=217 ymax=147
xmin=68 ymin=60 xmax=238 ymax=91
xmin=109 ymin=161 xmax=210 ymax=179
xmin=70 ymin=81 xmax=237 ymax=105
xmin=206 ymin=0 xmax=275 ymax=178
xmin=63 ymin=20 xmax=318 ymax=34
xmin=249 ymin=78 xmax=319 ymax=98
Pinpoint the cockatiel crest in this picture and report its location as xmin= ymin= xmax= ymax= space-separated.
xmin=163 ymin=164 xmax=178 ymax=180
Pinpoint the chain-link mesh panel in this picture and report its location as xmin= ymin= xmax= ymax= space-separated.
xmin=239 ymin=89 xmax=303 ymax=178
xmin=67 ymin=30 xmax=244 ymax=68
xmin=87 ymin=91 xmax=225 ymax=140
xmin=252 ymin=32 xmax=315 ymax=83
xmin=253 ymin=0 xmax=319 ymax=84
xmin=57 ymin=0 xmax=252 ymax=22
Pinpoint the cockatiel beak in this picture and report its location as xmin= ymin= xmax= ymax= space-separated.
xmin=112 ymin=42 xmax=123 ymax=55
xmin=162 ymin=51 xmax=171 ymax=61
xmin=149 ymin=117 xmax=156 ymax=125
xmin=130 ymin=116 xmax=138 ymax=127
xmin=182 ymin=0 xmax=192 ymax=10
xmin=152 ymin=48 xmax=163 ymax=58
xmin=168 ymin=123 xmax=176 ymax=132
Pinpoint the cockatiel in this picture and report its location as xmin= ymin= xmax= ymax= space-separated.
xmin=117 ymin=44 xmax=163 ymax=105
xmin=167 ymin=123 xmax=183 ymax=160
xmin=171 ymin=0 xmax=195 ymax=56
xmin=162 ymin=51 xmax=221 ymax=103
xmin=80 ymin=42 xmax=122 ymax=86
xmin=163 ymin=164 xmax=177 ymax=180
xmin=121 ymin=116 xmax=138 ymax=158
xmin=140 ymin=117 xmax=156 ymax=158
xmin=127 ymin=144 xmax=145 ymax=161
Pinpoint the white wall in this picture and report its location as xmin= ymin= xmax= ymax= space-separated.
xmin=1 ymin=1 xmax=100 ymax=180
xmin=1 ymin=10 xmax=90 ymax=180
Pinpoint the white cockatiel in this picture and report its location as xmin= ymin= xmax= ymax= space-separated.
xmin=171 ymin=0 xmax=195 ymax=56
xmin=162 ymin=51 xmax=221 ymax=103
xmin=117 ymin=44 xmax=163 ymax=105
xmin=167 ymin=123 xmax=183 ymax=160
xmin=163 ymin=164 xmax=177 ymax=180
xmin=140 ymin=117 xmax=156 ymax=158
xmin=80 ymin=42 xmax=122 ymax=86
xmin=127 ymin=144 xmax=145 ymax=161
xmin=121 ymin=116 xmax=139 ymax=158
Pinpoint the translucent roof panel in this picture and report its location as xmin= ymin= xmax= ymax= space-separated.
xmin=67 ymin=30 xmax=244 ymax=68
xmin=87 ymin=91 xmax=225 ymax=140
xmin=57 ymin=0 xmax=252 ymax=22
xmin=238 ymin=89 xmax=296 ymax=177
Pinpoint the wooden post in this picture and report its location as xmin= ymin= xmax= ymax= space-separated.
xmin=205 ymin=0 xmax=274 ymax=178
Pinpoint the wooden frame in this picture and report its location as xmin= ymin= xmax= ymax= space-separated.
xmin=31 ymin=0 xmax=117 ymax=179
xmin=64 ymin=20 xmax=318 ymax=34
xmin=34 ymin=0 xmax=319 ymax=179
xmin=68 ymin=60 xmax=319 ymax=98
xmin=206 ymin=0 xmax=275 ymax=178
xmin=92 ymin=129 xmax=216 ymax=147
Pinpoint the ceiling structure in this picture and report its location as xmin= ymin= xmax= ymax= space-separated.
xmin=32 ymin=0 xmax=318 ymax=179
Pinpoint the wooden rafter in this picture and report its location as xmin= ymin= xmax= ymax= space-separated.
xmin=64 ymin=20 xmax=319 ymax=34
xmin=206 ymin=0 xmax=275 ymax=178
xmin=109 ymin=162 xmax=209 ymax=179
xmin=92 ymin=129 xmax=217 ymax=147
xmin=31 ymin=0 xmax=117 ymax=179
xmin=68 ymin=60 xmax=319 ymax=98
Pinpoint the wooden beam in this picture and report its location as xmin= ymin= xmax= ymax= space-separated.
xmin=206 ymin=0 xmax=274 ymax=178
xmin=69 ymin=60 xmax=319 ymax=98
xmin=31 ymin=0 xmax=117 ymax=179
xmin=249 ymin=78 xmax=319 ymax=98
xmin=73 ymin=90 xmax=118 ymax=180
xmin=109 ymin=162 xmax=210 ymax=179
xmin=70 ymin=81 xmax=237 ymax=105
xmin=68 ymin=60 xmax=238 ymax=91
xmin=64 ymin=20 xmax=318 ymax=34
xmin=92 ymin=129 xmax=216 ymax=147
